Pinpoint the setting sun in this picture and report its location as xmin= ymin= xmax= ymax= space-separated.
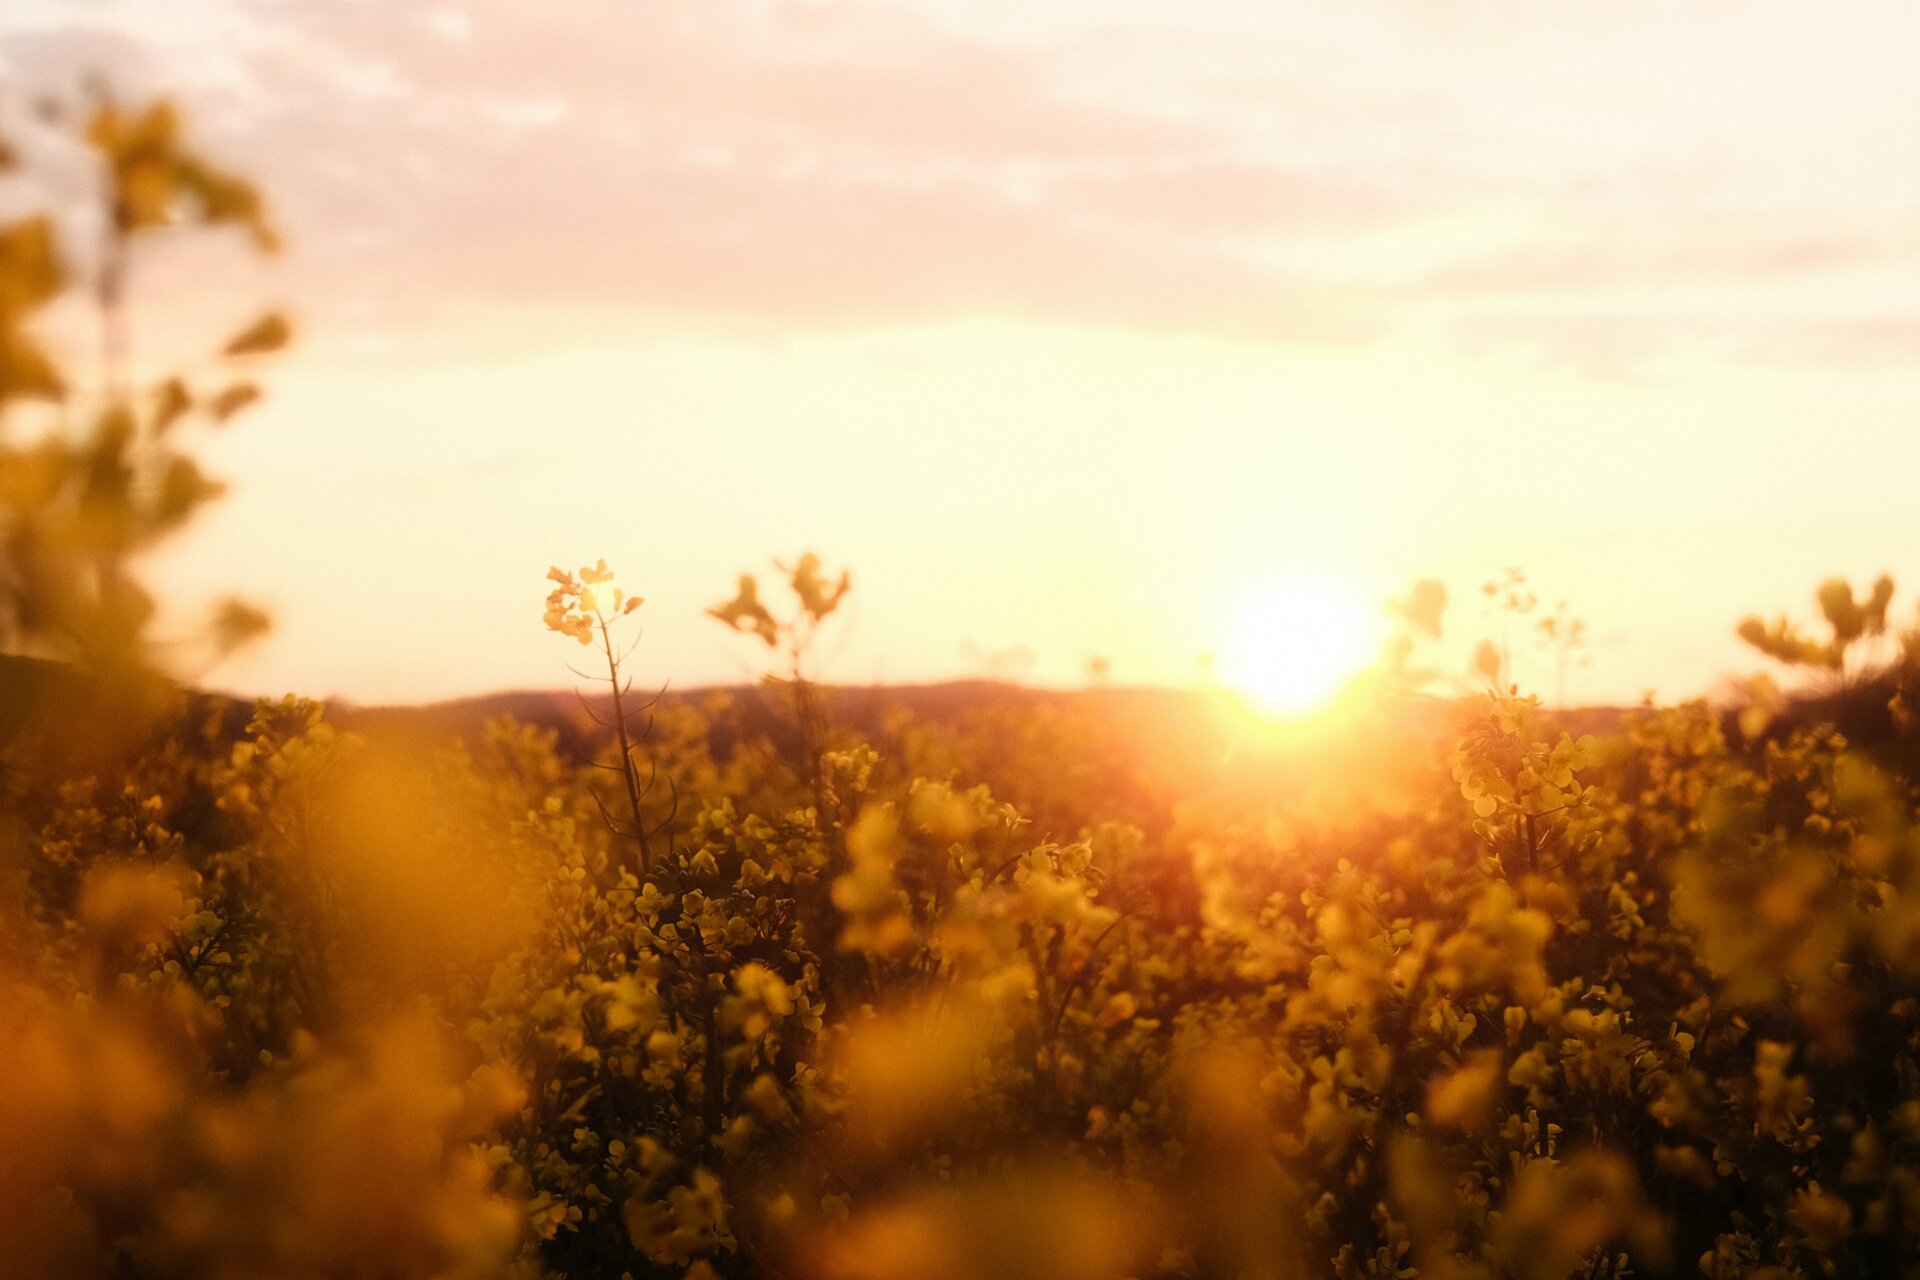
xmin=1222 ymin=579 xmax=1383 ymax=716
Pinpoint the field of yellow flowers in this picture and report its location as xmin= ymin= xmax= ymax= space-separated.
xmin=7 ymin=96 xmax=1920 ymax=1280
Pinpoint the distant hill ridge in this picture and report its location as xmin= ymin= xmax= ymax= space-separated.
xmin=4 ymin=651 xmax=1911 ymax=765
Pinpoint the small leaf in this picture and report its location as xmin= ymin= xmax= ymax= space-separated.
xmin=154 ymin=455 xmax=225 ymax=528
xmin=153 ymin=378 xmax=192 ymax=433
xmin=211 ymin=596 xmax=272 ymax=655
xmin=1397 ymin=579 xmax=1448 ymax=639
xmin=208 ymin=382 xmax=261 ymax=421
xmin=1472 ymin=639 xmax=1503 ymax=684
xmin=222 ymin=311 xmax=291 ymax=357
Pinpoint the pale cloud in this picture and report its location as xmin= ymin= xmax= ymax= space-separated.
xmin=8 ymin=0 xmax=1917 ymax=374
xmin=0 ymin=0 xmax=1455 ymax=352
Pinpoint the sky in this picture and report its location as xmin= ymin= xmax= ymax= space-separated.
xmin=2 ymin=0 xmax=1917 ymax=706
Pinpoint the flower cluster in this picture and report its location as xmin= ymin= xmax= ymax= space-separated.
xmin=544 ymin=560 xmax=641 ymax=646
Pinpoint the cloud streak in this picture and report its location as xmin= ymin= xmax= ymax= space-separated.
xmin=5 ymin=0 xmax=1919 ymax=372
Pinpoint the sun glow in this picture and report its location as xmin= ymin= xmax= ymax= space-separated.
xmin=1222 ymin=579 xmax=1383 ymax=717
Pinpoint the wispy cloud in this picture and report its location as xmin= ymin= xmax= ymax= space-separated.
xmin=5 ymin=0 xmax=1918 ymax=372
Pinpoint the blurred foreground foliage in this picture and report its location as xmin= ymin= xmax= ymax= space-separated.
xmin=10 ymin=97 xmax=1920 ymax=1280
